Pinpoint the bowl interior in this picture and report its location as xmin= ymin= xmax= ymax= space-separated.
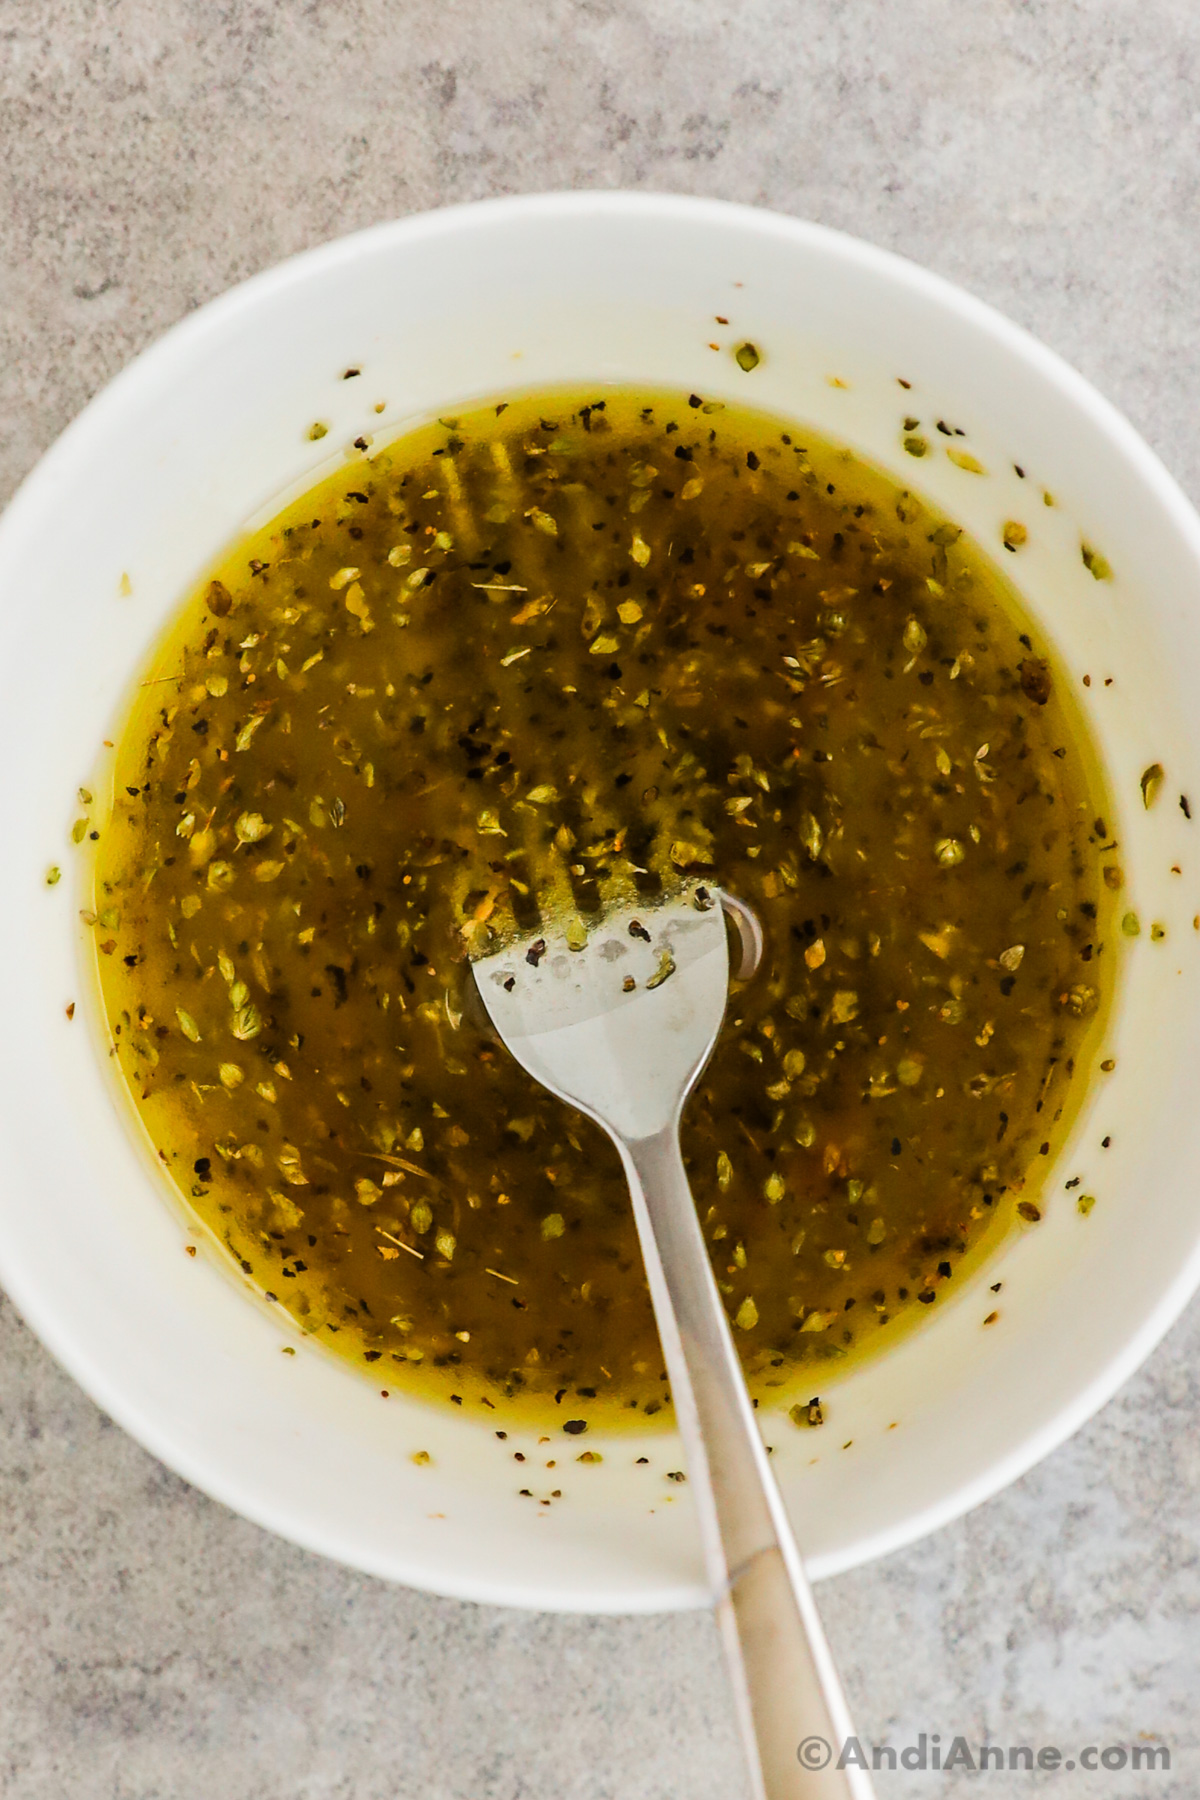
xmin=2 ymin=193 xmax=1199 ymax=1611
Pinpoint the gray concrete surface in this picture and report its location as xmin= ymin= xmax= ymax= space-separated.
xmin=3 ymin=2 xmax=1200 ymax=1794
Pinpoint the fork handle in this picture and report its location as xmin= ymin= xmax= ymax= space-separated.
xmin=619 ymin=1127 xmax=875 ymax=1800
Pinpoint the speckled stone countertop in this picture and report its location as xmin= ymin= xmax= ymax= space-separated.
xmin=3 ymin=4 xmax=1199 ymax=1795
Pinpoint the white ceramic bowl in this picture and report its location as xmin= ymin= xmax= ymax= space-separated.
xmin=2 ymin=192 xmax=1199 ymax=1613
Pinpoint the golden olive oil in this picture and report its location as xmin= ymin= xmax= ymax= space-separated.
xmin=89 ymin=388 xmax=1115 ymax=1429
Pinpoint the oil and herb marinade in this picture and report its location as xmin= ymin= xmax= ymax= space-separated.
xmin=89 ymin=388 xmax=1114 ymax=1428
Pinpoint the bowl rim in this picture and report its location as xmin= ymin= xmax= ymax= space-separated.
xmin=5 ymin=188 xmax=1200 ymax=1608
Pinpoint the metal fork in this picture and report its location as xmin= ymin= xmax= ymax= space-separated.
xmin=473 ymin=885 xmax=874 ymax=1800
